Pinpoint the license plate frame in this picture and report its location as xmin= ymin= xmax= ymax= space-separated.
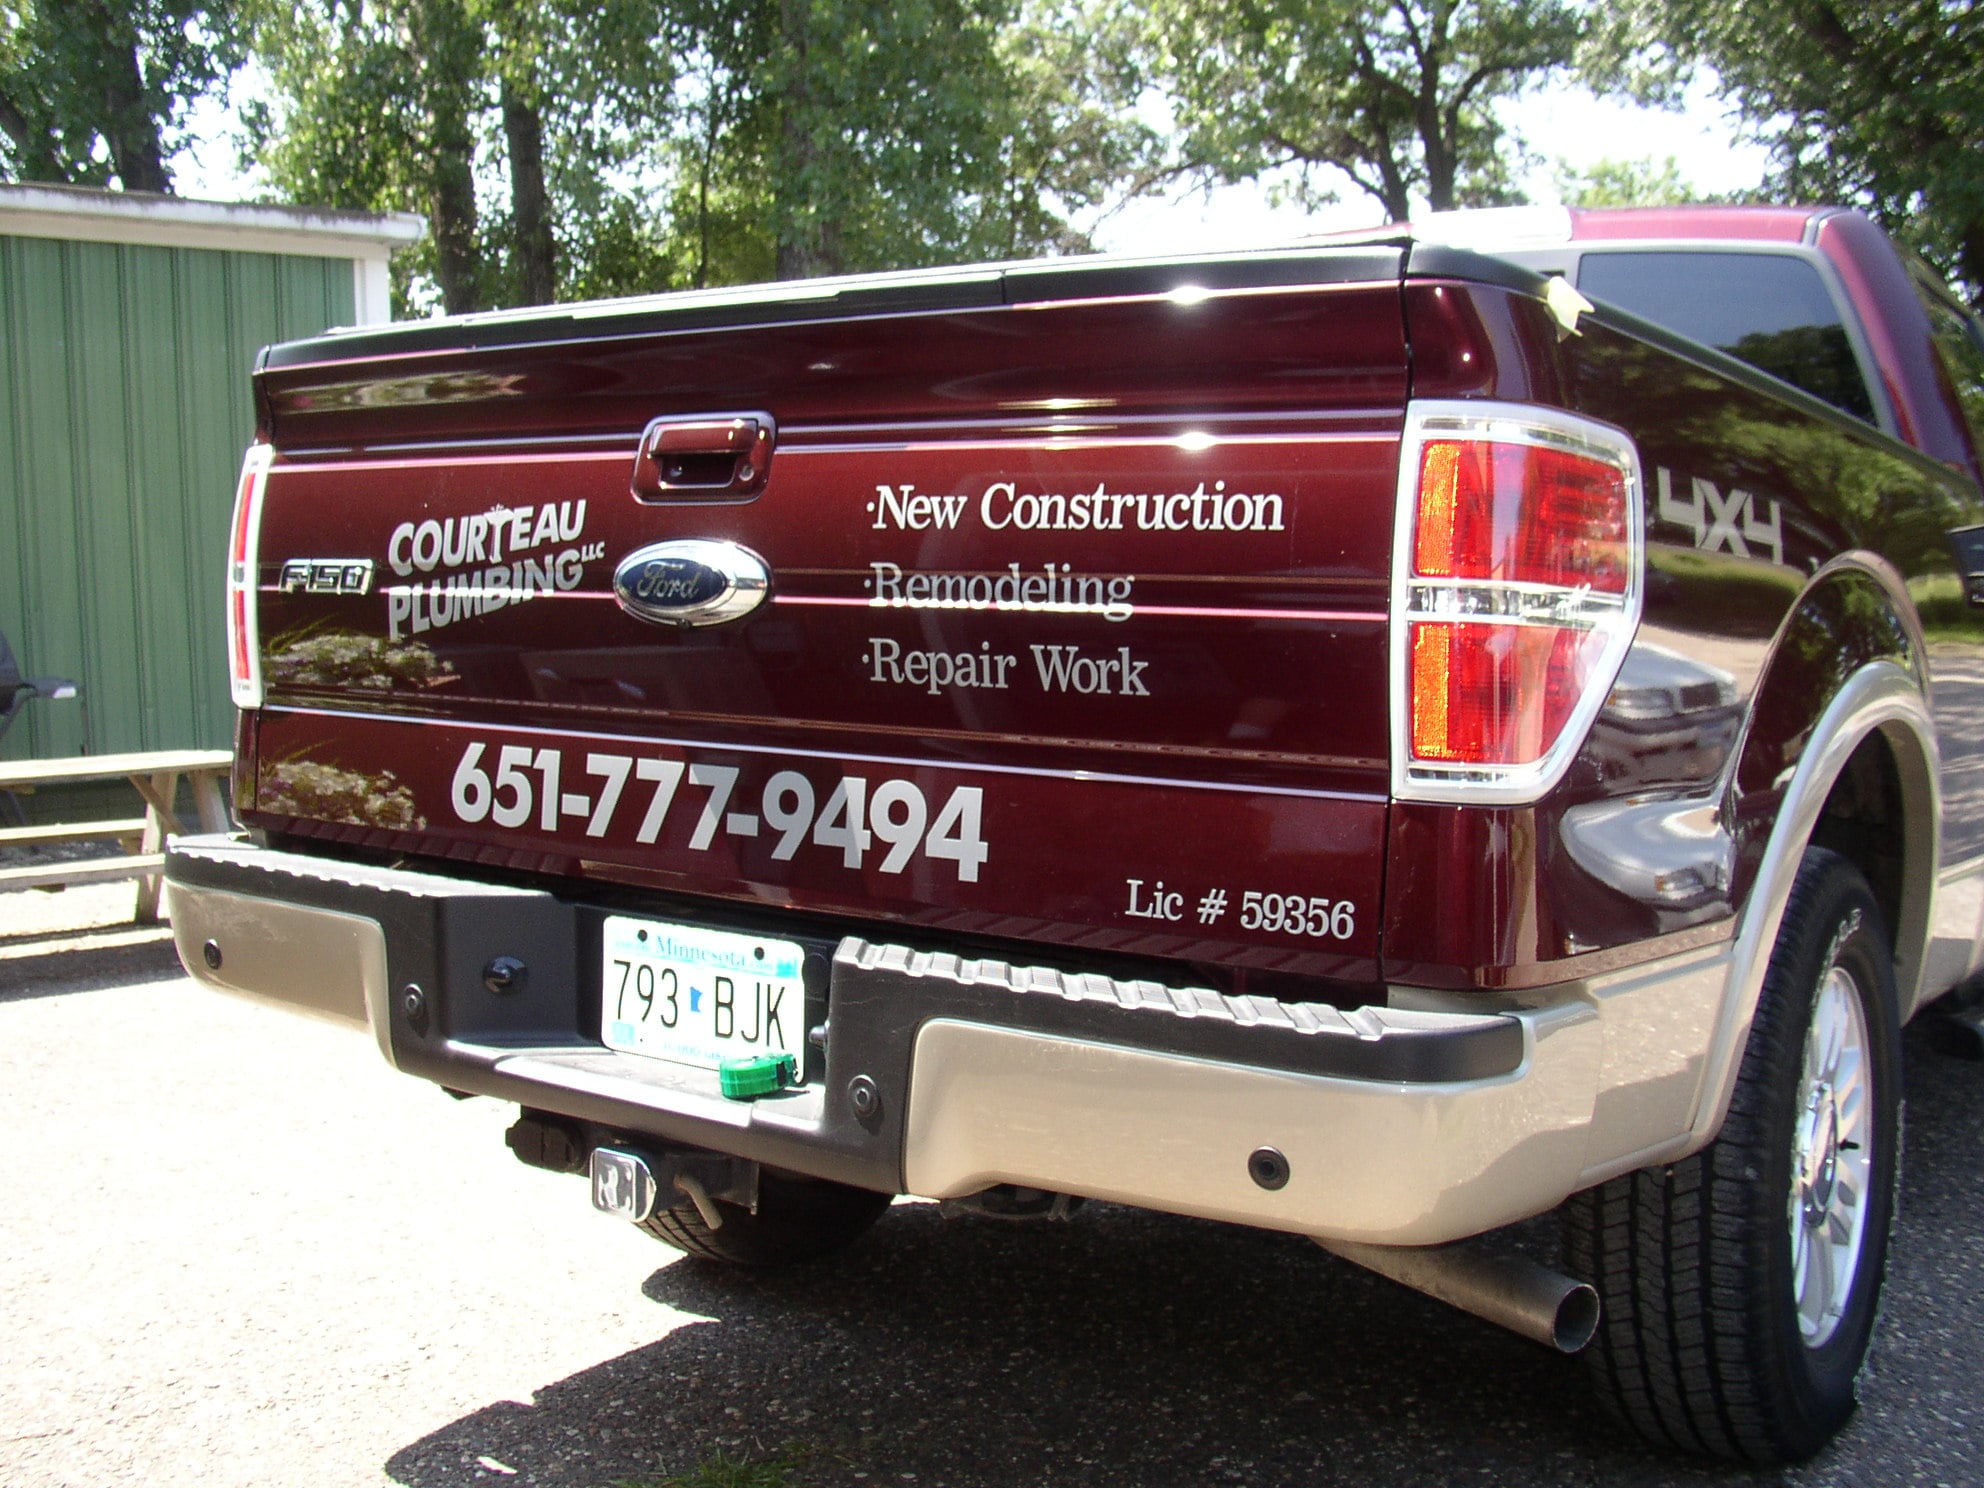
xmin=599 ymin=914 xmax=806 ymax=1076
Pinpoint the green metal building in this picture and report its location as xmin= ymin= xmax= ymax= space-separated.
xmin=0 ymin=185 xmax=423 ymax=761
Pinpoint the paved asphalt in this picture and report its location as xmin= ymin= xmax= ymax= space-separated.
xmin=3 ymin=886 xmax=1980 ymax=1488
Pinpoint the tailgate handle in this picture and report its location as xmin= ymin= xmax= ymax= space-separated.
xmin=631 ymin=413 xmax=775 ymax=501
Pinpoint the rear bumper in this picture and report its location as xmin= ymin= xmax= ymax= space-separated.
xmin=164 ymin=833 xmax=1723 ymax=1245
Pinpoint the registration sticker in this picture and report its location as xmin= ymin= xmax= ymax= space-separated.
xmin=601 ymin=916 xmax=805 ymax=1075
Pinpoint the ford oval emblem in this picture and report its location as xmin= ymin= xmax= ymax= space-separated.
xmin=612 ymin=540 xmax=770 ymax=627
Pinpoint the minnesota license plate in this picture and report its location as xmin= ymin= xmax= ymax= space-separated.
xmin=600 ymin=915 xmax=805 ymax=1074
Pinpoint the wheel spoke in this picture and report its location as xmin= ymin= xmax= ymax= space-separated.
xmin=1818 ymin=979 xmax=1846 ymax=1072
xmin=1805 ymin=1234 xmax=1835 ymax=1335
xmin=1834 ymin=1040 xmax=1863 ymax=1094
xmin=1826 ymin=1202 xmax=1851 ymax=1242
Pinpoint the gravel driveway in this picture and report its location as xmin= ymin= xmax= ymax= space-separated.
xmin=3 ymin=885 xmax=1980 ymax=1488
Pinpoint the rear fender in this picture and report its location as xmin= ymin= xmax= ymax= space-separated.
xmin=1685 ymin=557 xmax=1937 ymax=1151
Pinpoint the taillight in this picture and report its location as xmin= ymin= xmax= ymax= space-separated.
xmin=226 ymin=444 xmax=273 ymax=709
xmin=1391 ymin=402 xmax=1641 ymax=802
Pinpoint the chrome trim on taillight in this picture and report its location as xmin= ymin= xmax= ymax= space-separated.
xmin=226 ymin=443 xmax=274 ymax=710
xmin=1389 ymin=401 xmax=1644 ymax=805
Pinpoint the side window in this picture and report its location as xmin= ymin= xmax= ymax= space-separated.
xmin=1577 ymin=250 xmax=1878 ymax=424
xmin=1918 ymin=286 xmax=1984 ymax=456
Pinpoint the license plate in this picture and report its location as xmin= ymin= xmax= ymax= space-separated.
xmin=600 ymin=915 xmax=805 ymax=1074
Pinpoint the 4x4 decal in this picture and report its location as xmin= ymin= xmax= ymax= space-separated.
xmin=1654 ymin=466 xmax=1785 ymax=565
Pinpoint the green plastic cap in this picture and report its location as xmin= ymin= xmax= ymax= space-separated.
xmin=719 ymin=1052 xmax=797 ymax=1100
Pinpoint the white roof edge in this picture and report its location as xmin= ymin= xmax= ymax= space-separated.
xmin=1409 ymin=206 xmax=1575 ymax=249
xmin=0 ymin=184 xmax=426 ymax=260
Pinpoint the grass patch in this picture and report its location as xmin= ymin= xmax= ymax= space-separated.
xmin=603 ymin=1442 xmax=818 ymax=1488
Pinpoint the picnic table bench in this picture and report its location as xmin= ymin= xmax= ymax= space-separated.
xmin=0 ymin=749 xmax=233 ymax=921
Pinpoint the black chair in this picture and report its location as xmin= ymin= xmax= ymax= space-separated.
xmin=0 ymin=631 xmax=78 ymax=827
xmin=0 ymin=629 xmax=77 ymax=749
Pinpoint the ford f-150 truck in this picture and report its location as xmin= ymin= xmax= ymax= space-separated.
xmin=165 ymin=204 xmax=1984 ymax=1464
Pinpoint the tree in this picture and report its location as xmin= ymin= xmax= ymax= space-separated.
xmin=1557 ymin=155 xmax=1694 ymax=208
xmin=248 ymin=0 xmax=493 ymax=312
xmin=1615 ymin=0 xmax=1984 ymax=306
xmin=246 ymin=0 xmax=1153 ymax=310
xmin=1139 ymin=0 xmax=1588 ymax=221
xmin=247 ymin=0 xmax=679 ymax=313
xmin=487 ymin=0 xmax=683 ymax=304
xmin=0 ymin=0 xmax=240 ymax=192
xmin=989 ymin=2 xmax=1157 ymax=257
xmin=682 ymin=0 xmax=1150 ymax=282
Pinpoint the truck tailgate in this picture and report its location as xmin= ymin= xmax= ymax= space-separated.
xmin=245 ymin=258 xmax=1407 ymax=980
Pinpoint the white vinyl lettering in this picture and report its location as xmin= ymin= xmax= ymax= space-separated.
xmin=866 ymin=638 xmax=1018 ymax=695
xmin=387 ymin=523 xmax=416 ymax=577
xmin=448 ymin=741 xmax=990 ymax=884
xmin=380 ymin=500 xmax=601 ymax=639
xmin=870 ymin=478 xmax=1285 ymax=534
xmin=1028 ymin=643 xmax=1150 ymax=697
xmin=870 ymin=484 xmax=968 ymax=531
xmin=1655 ymin=466 xmax=1784 ymax=566
xmin=868 ymin=561 xmax=1135 ymax=622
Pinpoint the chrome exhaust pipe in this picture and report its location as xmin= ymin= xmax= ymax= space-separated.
xmin=1316 ymin=1237 xmax=1600 ymax=1354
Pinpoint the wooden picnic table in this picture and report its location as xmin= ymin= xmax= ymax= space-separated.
xmin=0 ymin=748 xmax=234 ymax=921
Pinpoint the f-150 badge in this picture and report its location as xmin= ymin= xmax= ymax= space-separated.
xmin=612 ymin=539 xmax=770 ymax=627
xmin=279 ymin=558 xmax=374 ymax=595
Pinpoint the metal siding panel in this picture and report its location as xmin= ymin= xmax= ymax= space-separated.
xmin=0 ymin=236 xmax=367 ymax=759
xmin=194 ymin=247 xmax=266 ymax=751
xmin=176 ymin=245 xmax=240 ymax=754
xmin=128 ymin=244 xmax=193 ymax=750
xmin=275 ymin=253 xmax=356 ymax=341
xmin=276 ymin=255 xmax=316 ymax=339
xmin=74 ymin=239 xmax=144 ymax=753
xmin=0 ymin=238 xmax=26 ymax=756
xmin=1 ymin=237 xmax=88 ymax=760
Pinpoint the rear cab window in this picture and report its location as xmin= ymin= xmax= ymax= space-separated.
xmin=1576 ymin=250 xmax=1879 ymax=425
xmin=1911 ymin=268 xmax=1984 ymax=462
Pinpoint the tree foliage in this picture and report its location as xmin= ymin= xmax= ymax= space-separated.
xmin=1139 ymin=0 xmax=1587 ymax=220
xmin=241 ymin=0 xmax=1153 ymax=311
xmin=1614 ymin=0 xmax=1984 ymax=306
xmin=0 ymin=0 xmax=240 ymax=192
xmin=1557 ymin=155 xmax=1695 ymax=209
xmin=688 ymin=0 xmax=1050 ymax=280
xmin=245 ymin=0 xmax=677 ymax=313
xmin=661 ymin=0 xmax=1153 ymax=282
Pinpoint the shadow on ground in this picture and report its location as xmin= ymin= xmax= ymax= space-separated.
xmin=0 ymin=930 xmax=180 ymax=1000
xmin=386 ymin=1028 xmax=1984 ymax=1488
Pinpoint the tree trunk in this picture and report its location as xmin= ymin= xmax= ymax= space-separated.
xmin=0 ymin=88 xmax=69 ymax=182
xmin=93 ymin=3 xmax=171 ymax=192
xmin=694 ymin=83 xmax=720 ymax=289
xmin=772 ymin=0 xmax=838 ymax=280
xmin=502 ymin=75 xmax=556 ymax=305
xmin=1412 ymin=15 xmax=1450 ymax=212
xmin=417 ymin=0 xmax=484 ymax=314
xmin=429 ymin=137 xmax=481 ymax=314
xmin=1364 ymin=121 xmax=1412 ymax=221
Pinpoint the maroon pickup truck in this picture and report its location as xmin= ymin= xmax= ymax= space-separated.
xmin=166 ymin=204 xmax=1984 ymax=1463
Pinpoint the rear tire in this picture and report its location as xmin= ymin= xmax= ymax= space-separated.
xmin=640 ymin=1172 xmax=893 ymax=1267
xmin=1564 ymin=846 xmax=1901 ymax=1463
